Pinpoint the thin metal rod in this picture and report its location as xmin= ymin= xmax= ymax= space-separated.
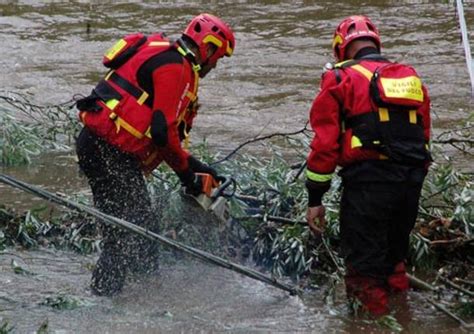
xmin=0 ymin=173 xmax=299 ymax=296
xmin=456 ymin=0 xmax=474 ymax=97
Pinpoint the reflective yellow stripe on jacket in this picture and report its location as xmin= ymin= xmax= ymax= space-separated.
xmin=109 ymin=112 xmax=152 ymax=139
xmin=306 ymin=170 xmax=333 ymax=183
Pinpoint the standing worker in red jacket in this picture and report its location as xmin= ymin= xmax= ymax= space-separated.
xmin=305 ymin=16 xmax=431 ymax=316
xmin=75 ymin=13 xmax=235 ymax=296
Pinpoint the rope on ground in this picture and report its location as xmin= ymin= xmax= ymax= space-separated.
xmin=0 ymin=173 xmax=300 ymax=296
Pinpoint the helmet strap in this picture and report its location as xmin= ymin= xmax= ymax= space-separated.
xmin=177 ymin=38 xmax=201 ymax=72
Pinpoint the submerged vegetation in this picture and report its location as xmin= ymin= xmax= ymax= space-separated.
xmin=1 ymin=93 xmax=473 ymax=327
xmin=0 ymin=92 xmax=78 ymax=166
xmin=0 ymin=205 xmax=101 ymax=254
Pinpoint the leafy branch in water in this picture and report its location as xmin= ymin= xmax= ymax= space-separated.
xmin=0 ymin=93 xmax=472 ymax=324
xmin=412 ymin=159 xmax=473 ymax=270
xmin=0 ymin=321 xmax=14 ymax=334
xmin=3 ymin=124 xmax=469 ymax=283
xmin=0 ymin=204 xmax=101 ymax=254
xmin=0 ymin=113 xmax=43 ymax=165
xmin=0 ymin=92 xmax=79 ymax=166
xmin=40 ymin=294 xmax=92 ymax=310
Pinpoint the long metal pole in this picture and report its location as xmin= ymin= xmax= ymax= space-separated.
xmin=0 ymin=173 xmax=299 ymax=296
xmin=456 ymin=0 xmax=474 ymax=98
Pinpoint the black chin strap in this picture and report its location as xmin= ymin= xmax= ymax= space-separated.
xmin=176 ymin=38 xmax=201 ymax=72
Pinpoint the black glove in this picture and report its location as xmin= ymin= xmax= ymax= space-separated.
xmin=188 ymin=156 xmax=219 ymax=179
xmin=176 ymin=169 xmax=202 ymax=196
xmin=75 ymin=93 xmax=102 ymax=112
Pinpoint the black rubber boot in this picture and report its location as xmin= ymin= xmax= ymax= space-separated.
xmin=90 ymin=238 xmax=128 ymax=296
xmin=91 ymin=255 xmax=127 ymax=296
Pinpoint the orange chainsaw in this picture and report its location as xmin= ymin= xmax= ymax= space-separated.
xmin=183 ymin=173 xmax=234 ymax=222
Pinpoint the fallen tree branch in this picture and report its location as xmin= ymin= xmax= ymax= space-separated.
xmin=430 ymin=237 xmax=473 ymax=246
xmin=439 ymin=275 xmax=474 ymax=298
xmin=321 ymin=237 xmax=345 ymax=277
xmin=432 ymin=138 xmax=474 ymax=145
xmin=235 ymin=214 xmax=306 ymax=226
xmin=427 ymin=298 xmax=474 ymax=329
xmin=211 ymin=122 xmax=310 ymax=165
xmin=453 ymin=277 xmax=474 ymax=287
xmin=407 ymin=273 xmax=438 ymax=292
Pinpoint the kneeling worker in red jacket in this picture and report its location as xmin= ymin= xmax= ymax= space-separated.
xmin=75 ymin=14 xmax=235 ymax=296
xmin=305 ymin=16 xmax=431 ymax=316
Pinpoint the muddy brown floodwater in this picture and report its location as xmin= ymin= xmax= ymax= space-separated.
xmin=0 ymin=1 xmax=472 ymax=333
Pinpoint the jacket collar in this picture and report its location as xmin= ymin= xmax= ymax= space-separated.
xmin=354 ymin=47 xmax=385 ymax=60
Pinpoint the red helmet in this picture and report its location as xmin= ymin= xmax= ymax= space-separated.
xmin=183 ymin=13 xmax=235 ymax=65
xmin=332 ymin=15 xmax=381 ymax=61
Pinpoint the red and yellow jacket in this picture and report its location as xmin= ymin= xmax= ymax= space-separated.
xmin=306 ymin=52 xmax=431 ymax=206
xmin=78 ymin=33 xmax=199 ymax=175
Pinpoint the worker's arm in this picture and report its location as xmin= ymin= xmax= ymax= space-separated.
xmin=149 ymin=62 xmax=194 ymax=180
xmin=305 ymin=71 xmax=342 ymax=233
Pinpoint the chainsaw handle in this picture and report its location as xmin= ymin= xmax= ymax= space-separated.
xmin=212 ymin=176 xmax=235 ymax=199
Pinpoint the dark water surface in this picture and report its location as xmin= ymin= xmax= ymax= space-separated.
xmin=0 ymin=1 xmax=472 ymax=145
xmin=0 ymin=1 xmax=472 ymax=332
xmin=0 ymin=249 xmax=462 ymax=333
